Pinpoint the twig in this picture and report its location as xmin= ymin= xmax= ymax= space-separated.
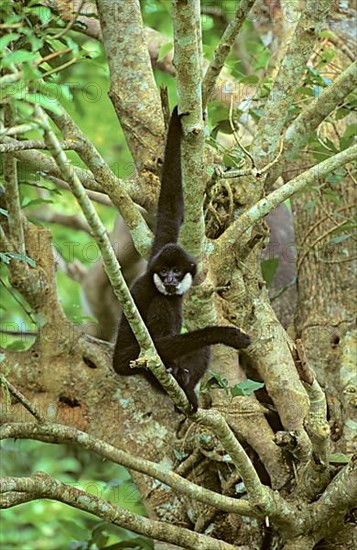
xmin=229 ymin=95 xmax=255 ymax=169
xmin=41 ymin=57 xmax=77 ymax=78
xmin=38 ymin=175 xmax=114 ymax=207
xmin=0 ymin=376 xmax=44 ymax=422
xmin=0 ymin=329 xmax=36 ymax=338
xmin=267 ymin=60 xmax=357 ymax=185
xmin=52 ymin=0 xmax=85 ymax=39
xmin=202 ymin=0 xmax=256 ymax=108
xmin=216 ymin=144 xmax=357 ymax=254
xmin=0 ymin=278 xmax=36 ymax=323
xmin=0 ymin=140 xmax=79 ymax=153
xmin=297 ymin=219 xmax=350 ymax=274
xmin=31 ymin=211 xmax=91 ymax=234
xmin=0 ymin=124 xmax=38 ymax=137
xmin=298 ymin=203 xmax=356 ymax=249
xmin=34 ymin=48 xmax=72 ymax=65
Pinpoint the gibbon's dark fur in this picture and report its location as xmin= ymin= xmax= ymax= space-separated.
xmin=113 ymin=107 xmax=251 ymax=410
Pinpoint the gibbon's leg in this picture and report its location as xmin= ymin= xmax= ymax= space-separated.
xmin=174 ymin=347 xmax=211 ymax=411
xmin=113 ymin=342 xmax=140 ymax=375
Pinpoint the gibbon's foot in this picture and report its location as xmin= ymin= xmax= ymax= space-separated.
xmin=237 ymin=329 xmax=251 ymax=348
xmin=224 ymin=327 xmax=252 ymax=349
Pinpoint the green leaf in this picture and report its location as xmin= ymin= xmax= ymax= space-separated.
xmin=303 ymin=199 xmax=317 ymax=212
xmin=223 ymin=153 xmax=238 ymax=168
xmin=21 ymin=197 xmax=54 ymax=208
xmin=4 ymin=340 xmax=29 ymax=351
xmin=12 ymin=91 xmax=62 ymax=114
xmin=0 ymin=208 xmax=9 ymax=217
xmin=36 ymin=80 xmax=73 ymax=102
xmin=231 ymin=380 xmax=265 ymax=397
xmin=2 ymin=50 xmax=35 ymax=67
xmin=31 ymin=6 xmax=52 ymax=25
xmin=240 ymin=75 xmax=260 ymax=84
xmin=203 ymin=371 xmax=230 ymax=393
xmin=62 ymin=518 xmax=89 ymax=540
xmin=329 ymin=453 xmax=350 ymax=464
xmin=261 ymin=258 xmax=279 ymax=287
xmin=0 ymin=33 xmax=20 ymax=50
xmin=328 ymin=233 xmax=354 ymax=246
xmin=212 ymin=119 xmax=233 ymax=137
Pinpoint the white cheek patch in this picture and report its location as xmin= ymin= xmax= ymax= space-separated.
xmin=176 ymin=273 xmax=193 ymax=295
xmin=153 ymin=272 xmax=193 ymax=296
xmin=153 ymin=273 xmax=169 ymax=295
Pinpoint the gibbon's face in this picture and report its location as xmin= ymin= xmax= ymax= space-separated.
xmin=153 ymin=266 xmax=193 ymax=296
xmin=150 ymin=245 xmax=197 ymax=296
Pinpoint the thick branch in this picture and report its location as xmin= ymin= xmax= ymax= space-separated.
xmin=172 ymin=0 xmax=205 ymax=260
xmin=310 ymin=456 xmax=357 ymax=539
xmin=97 ymin=0 xmax=164 ymax=171
xmin=0 ymin=422 xmax=253 ymax=517
xmin=0 ymin=473 xmax=237 ymax=550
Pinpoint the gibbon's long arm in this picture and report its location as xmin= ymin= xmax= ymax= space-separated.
xmin=150 ymin=107 xmax=184 ymax=259
xmin=115 ymin=326 xmax=250 ymax=374
xmin=153 ymin=327 xmax=250 ymax=361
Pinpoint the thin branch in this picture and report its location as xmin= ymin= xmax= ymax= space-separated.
xmin=31 ymin=211 xmax=91 ymax=234
xmin=0 ymin=377 xmax=44 ymax=422
xmin=3 ymin=106 xmax=25 ymax=255
xmin=0 ymin=422 xmax=253 ymax=517
xmin=47 ymin=0 xmax=101 ymax=40
xmin=0 ymin=123 xmax=38 ymax=136
xmin=251 ymin=0 xmax=334 ymax=169
xmin=40 ymin=175 xmax=114 ymax=207
xmin=46 ymin=108 xmax=152 ymax=257
xmin=268 ymin=60 xmax=357 ymax=185
xmin=0 ymin=473 xmax=237 ymax=550
xmin=202 ymin=0 xmax=256 ymax=109
xmin=52 ymin=0 xmax=85 ymax=39
xmin=216 ymin=144 xmax=357 ymax=252
xmin=0 ymin=277 xmax=36 ymax=323
xmin=297 ymin=217 xmax=353 ymax=275
xmin=0 ymin=139 xmax=79 ymax=153
xmin=228 ymin=95 xmax=255 ymax=169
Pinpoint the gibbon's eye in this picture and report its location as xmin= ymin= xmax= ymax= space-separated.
xmin=173 ymin=267 xmax=181 ymax=276
xmin=160 ymin=267 xmax=168 ymax=277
